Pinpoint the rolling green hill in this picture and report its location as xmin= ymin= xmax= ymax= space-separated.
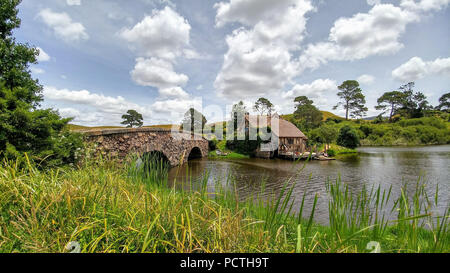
xmin=282 ymin=111 xmax=345 ymax=122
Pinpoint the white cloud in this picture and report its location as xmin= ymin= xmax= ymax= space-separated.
xmin=31 ymin=67 xmax=45 ymax=74
xmin=357 ymin=74 xmax=375 ymax=85
xmin=43 ymin=86 xmax=150 ymax=116
xmin=66 ymin=0 xmax=81 ymax=6
xmin=120 ymin=6 xmax=191 ymax=60
xmin=158 ymin=87 xmax=189 ymax=99
xmin=215 ymin=0 xmax=307 ymax=27
xmin=151 ymin=97 xmax=202 ymax=114
xmin=215 ymin=29 xmax=299 ymax=99
xmin=36 ymin=47 xmax=50 ymax=62
xmin=400 ymin=0 xmax=450 ymax=12
xmin=130 ymin=57 xmax=188 ymax=89
xmin=271 ymin=79 xmax=338 ymax=113
xmin=59 ymin=107 xmax=81 ymax=118
xmin=37 ymin=9 xmax=89 ymax=42
xmin=214 ymin=0 xmax=314 ymax=100
xmin=299 ymin=4 xmax=418 ymax=70
xmin=121 ymin=6 xmax=197 ymax=104
xmin=43 ymin=86 xmax=200 ymax=126
xmin=367 ymin=0 xmax=381 ymax=5
xmin=282 ymin=79 xmax=337 ymax=100
xmin=392 ymin=56 xmax=450 ymax=81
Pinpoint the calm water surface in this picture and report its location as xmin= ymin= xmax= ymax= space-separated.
xmin=168 ymin=145 xmax=450 ymax=224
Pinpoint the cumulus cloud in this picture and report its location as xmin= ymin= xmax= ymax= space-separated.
xmin=158 ymin=87 xmax=189 ymax=99
xmin=282 ymin=79 xmax=337 ymax=100
xmin=37 ymin=9 xmax=89 ymax=42
xmin=31 ymin=67 xmax=45 ymax=74
xmin=43 ymin=86 xmax=160 ymax=126
xmin=299 ymin=4 xmax=418 ymax=70
xmin=273 ymin=79 xmax=338 ymax=112
xmin=121 ymin=6 xmax=195 ymax=102
xmin=392 ymin=56 xmax=450 ymax=81
xmin=151 ymin=97 xmax=202 ymax=114
xmin=150 ymin=96 xmax=204 ymax=124
xmin=357 ymin=74 xmax=375 ymax=85
xmin=367 ymin=0 xmax=381 ymax=5
xmin=36 ymin=47 xmax=50 ymax=62
xmin=215 ymin=0 xmax=308 ymax=27
xmin=120 ymin=6 xmax=191 ymax=60
xmin=66 ymin=0 xmax=81 ymax=6
xmin=43 ymin=86 xmax=200 ymax=126
xmin=43 ymin=86 xmax=150 ymax=116
xmin=214 ymin=0 xmax=314 ymax=100
xmin=130 ymin=57 xmax=189 ymax=89
xmin=400 ymin=0 xmax=450 ymax=12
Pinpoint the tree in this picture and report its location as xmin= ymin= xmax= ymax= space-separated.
xmin=230 ymin=101 xmax=247 ymax=133
xmin=181 ymin=108 xmax=207 ymax=134
xmin=337 ymin=125 xmax=360 ymax=149
xmin=318 ymin=124 xmax=338 ymax=150
xmin=398 ymin=82 xmax=430 ymax=118
xmin=333 ymin=80 xmax=368 ymax=120
xmin=293 ymin=96 xmax=323 ymax=130
xmin=121 ymin=110 xmax=143 ymax=128
xmin=375 ymin=91 xmax=405 ymax=121
xmin=253 ymin=97 xmax=274 ymax=116
xmin=437 ymin=92 xmax=450 ymax=111
xmin=0 ymin=0 xmax=81 ymax=167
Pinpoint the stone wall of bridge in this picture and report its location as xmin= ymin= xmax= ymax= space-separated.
xmin=83 ymin=128 xmax=209 ymax=167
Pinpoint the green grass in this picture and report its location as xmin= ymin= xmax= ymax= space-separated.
xmin=208 ymin=151 xmax=250 ymax=159
xmin=208 ymin=140 xmax=250 ymax=159
xmin=0 ymin=155 xmax=448 ymax=253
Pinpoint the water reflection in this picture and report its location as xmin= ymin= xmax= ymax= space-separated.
xmin=168 ymin=145 xmax=450 ymax=225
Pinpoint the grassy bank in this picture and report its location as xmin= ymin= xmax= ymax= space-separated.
xmin=0 ymin=156 xmax=448 ymax=253
xmin=208 ymin=140 xmax=250 ymax=159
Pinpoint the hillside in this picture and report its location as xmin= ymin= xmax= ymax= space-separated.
xmin=282 ymin=111 xmax=345 ymax=122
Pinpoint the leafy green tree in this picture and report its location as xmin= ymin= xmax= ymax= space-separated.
xmin=253 ymin=97 xmax=274 ymax=116
xmin=398 ymin=82 xmax=431 ymax=118
xmin=333 ymin=80 xmax=368 ymax=120
xmin=230 ymin=101 xmax=247 ymax=135
xmin=181 ymin=108 xmax=207 ymax=134
xmin=0 ymin=0 xmax=82 ymax=167
xmin=318 ymin=124 xmax=339 ymax=148
xmin=437 ymin=92 xmax=450 ymax=111
xmin=293 ymin=96 xmax=323 ymax=131
xmin=337 ymin=125 xmax=360 ymax=149
xmin=375 ymin=91 xmax=405 ymax=121
xmin=121 ymin=109 xmax=143 ymax=128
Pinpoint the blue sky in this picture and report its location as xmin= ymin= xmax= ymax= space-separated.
xmin=15 ymin=0 xmax=450 ymax=126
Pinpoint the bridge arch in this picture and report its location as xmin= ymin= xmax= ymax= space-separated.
xmin=142 ymin=150 xmax=170 ymax=165
xmin=188 ymin=147 xmax=203 ymax=160
xmin=84 ymin=128 xmax=209 ymax=167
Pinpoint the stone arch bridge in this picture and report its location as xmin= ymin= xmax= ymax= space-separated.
xmin=83 ymin=128 xmax=209 ymax=167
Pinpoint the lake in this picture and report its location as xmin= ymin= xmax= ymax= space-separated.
xmin=168 ymin=145 xmax=450 ymax=224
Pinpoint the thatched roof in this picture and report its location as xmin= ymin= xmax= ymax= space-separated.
xmin=245 ymin=115 xmax=308 ymax=139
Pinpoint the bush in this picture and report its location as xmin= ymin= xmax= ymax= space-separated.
xmin=337 ymin=125 xmax=360 ymax=149
xmin=208 ymin=138 xmax=218 ymax=151
xmin=327 ymin=149 xmax=336 ymax=157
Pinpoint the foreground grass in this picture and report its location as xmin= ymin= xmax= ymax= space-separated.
xmin=0 ymin=156 xmax=448 ymax=253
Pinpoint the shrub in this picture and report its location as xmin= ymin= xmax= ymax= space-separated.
xmin=208 ymin=138 xmax=218 ymax=151
xmin=337 ymin=126 xmax=360 ymax=149
xmin=327 ymin=149 xmax=336 ymax=157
